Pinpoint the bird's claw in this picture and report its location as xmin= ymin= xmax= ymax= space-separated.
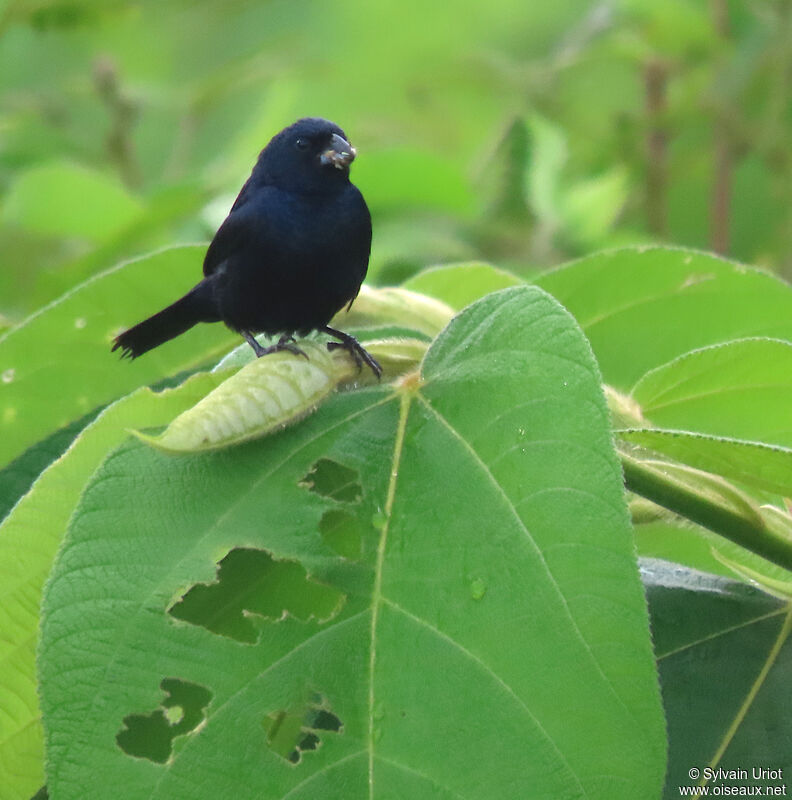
xmin=242 ymin=332 xmax=308 ymax=360
xmin=279 ymin=341 xmax=309 ymax=359
xmin=324 ymin=328 xmax=382 ymax=379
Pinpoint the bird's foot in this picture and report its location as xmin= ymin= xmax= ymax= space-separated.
xmin=242 ymin=332 xmax=308 ymax=359
xmin=322 ymin=326 xmax=382 ymax=379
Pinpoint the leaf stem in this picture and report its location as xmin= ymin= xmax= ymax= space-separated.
xmin=620 ymin=447 xmax=792 ymax=572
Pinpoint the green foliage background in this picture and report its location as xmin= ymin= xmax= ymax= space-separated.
xmin=2 ymin=1 xmax=792 ymax=799
xmin=3 ymin=0 xmax=792 ymax=319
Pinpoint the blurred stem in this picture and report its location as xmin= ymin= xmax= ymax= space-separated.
xmin=644 ymin=59 xmax=668 ymax=237
xmin=710 ymin=0 xmax=732 ymax=255
xmin=709 ymin=0 xmax=729 ymax=36
xmin=711 ymin=133 xmax=733 ymax=255
xmin=93 ymin=56 xmax=142 ymax=190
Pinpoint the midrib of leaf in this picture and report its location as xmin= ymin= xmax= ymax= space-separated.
xmin=655 ymin=608 xmax=787 ymax=661
xmin=642 ymin=383 xmax=792 ymax=415
xmin=411 ymin=394 xmax=613 ymax=797
xmin=700 ymin=605 xmax=792 ymax=786
xmin=368 ymin=388 xmax=412 ymax=800
xmin=416 ymin=394 xmax=631 ymax=722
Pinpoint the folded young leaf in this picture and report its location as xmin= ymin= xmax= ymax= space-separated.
xmin=135 ymin=344 xmax=353 ymax=453
xmin=137 ymin=339 xmax=428 ymax=453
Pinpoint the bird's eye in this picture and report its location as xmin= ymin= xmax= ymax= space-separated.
xmin=294 ymin=138 xmax=309 ymax=151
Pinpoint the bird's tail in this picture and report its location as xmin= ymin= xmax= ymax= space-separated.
xmin=112 ymin=278 xmax=220 ymax=359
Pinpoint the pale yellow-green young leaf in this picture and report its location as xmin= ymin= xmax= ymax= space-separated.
xmin=137 ymin=337 xmax=429 ymax=453
xmin=136 ymin=337 xmax=429 ymax=453
xmin=341 ymin=284 xmax=454 ymax=337
xmin=135 ymin=343 xmax=354 ymax=453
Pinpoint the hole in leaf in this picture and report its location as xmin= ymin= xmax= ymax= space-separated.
xmin=319 ymin=509 xmax=364 ymax=560
xmin=116 ymin=678 xmax=212 ymax=764
xmin=310 ymin=708 xmax=343 ymax=732
xmin=263 ymin=694 xmax=343 ymax=765
xmin=300 ymin=458 xmax=362 ymax=503
xmin=168 ymin=548 xmax=344 ymax=643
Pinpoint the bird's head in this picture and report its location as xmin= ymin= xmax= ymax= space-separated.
xmin=256 ymin=117 xmax=358 ymax=194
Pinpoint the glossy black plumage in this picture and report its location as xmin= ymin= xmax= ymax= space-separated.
xmin=112 ymin=117 xmax=380 ymax=376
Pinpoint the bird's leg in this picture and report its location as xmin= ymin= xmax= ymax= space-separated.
xmin=242 ymin=330 xmax=267 ymax=357
xmin=322 ymin=326 xmax=382 ymax=379
xmin=241 ymin=331 xmax=308 ymax=359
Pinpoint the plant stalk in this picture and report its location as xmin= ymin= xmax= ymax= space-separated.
xmin=620 ymin=447 xmax=792 ymax=572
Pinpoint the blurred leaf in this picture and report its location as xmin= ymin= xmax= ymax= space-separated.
xmin=535 ymin=247 xmax=792 ymax=389
xmin=562 ymin=166 xmax=629 ymax=246
xmin=342 ymin=284 xmax=453 ymax=338
xmin=403 ymin=261 xmax=523 ymax=309
xmin=368 ymin=216 xmax=477 ymax=286
xmin=526 ymin=113 xmax=567 ymax=228
xmin=0 ymin=245 xmax=236 ymax=470
xmin=632 ymin=338 xmax=792 ymax=448
xmin=29 ymin=180 xmax=211 ymax=311
xmin=1 ymin=161 xmax=142 ymax=243
xmin=642 ymin=559 xmax=792 ymax=797
xmin=40 ymin=287 xmax=665 ymax=799
xmin=626 ymin=0 xmax=715 ymax=58
xmin=0 ymin=371 xmax=226 ymax=800
xmin=354 ymin=148 xmax=475 ymax=217
xmin=0 ymin=408 xmax=101 ymax=524
xmin=478 ymin=117 xmax=530 ymax=222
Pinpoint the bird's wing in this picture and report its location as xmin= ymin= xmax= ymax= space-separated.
xmin=203 ymin=210 xmax=250 ymax=276
xmin=203 ymin=175 xmax=267 ymax=276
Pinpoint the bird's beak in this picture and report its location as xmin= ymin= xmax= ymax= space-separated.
xmin=320 ymin=133 xmax=356 ymax=170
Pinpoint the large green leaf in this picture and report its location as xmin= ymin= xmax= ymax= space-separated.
xmin=534 ymin=248 xmax=792 ymax=389
xmin=631 ymin=339 xmax=792 ymax=448
xmin=40 ymin=286 xmax=665 ymax=798
xmin=642 ymin=559 xmax=792 ymax=798
xmin=0 ymin=372 xmax=227 ymax=800
xmin=0 ymin=245 xmax=236 ymax=470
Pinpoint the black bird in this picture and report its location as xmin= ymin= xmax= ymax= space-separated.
xmin=112 ymin=117 xmax=381 ymax=377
